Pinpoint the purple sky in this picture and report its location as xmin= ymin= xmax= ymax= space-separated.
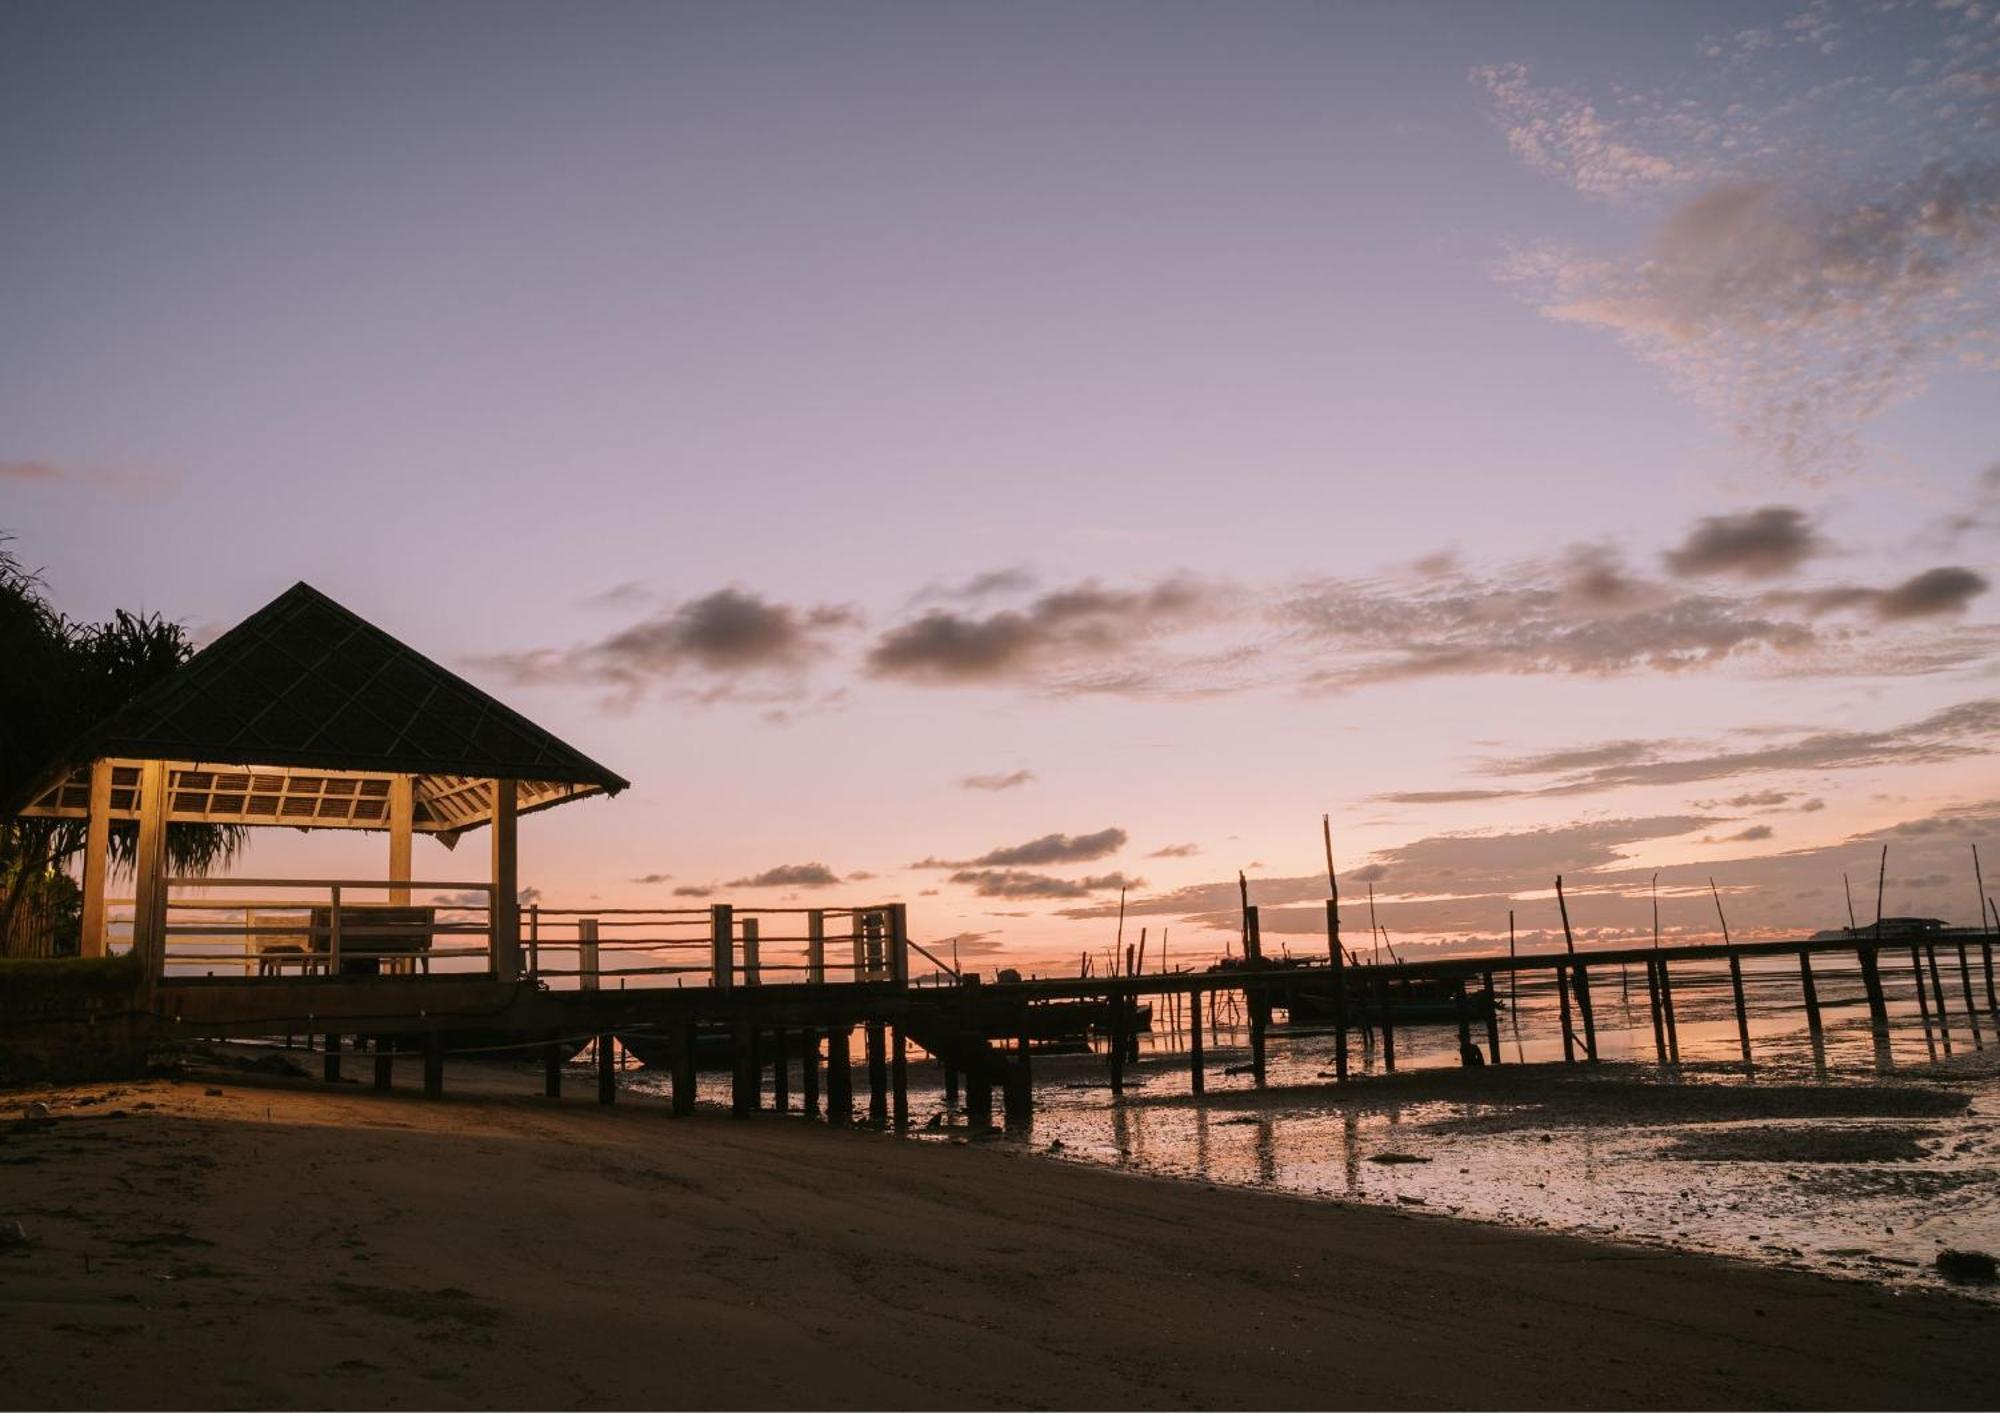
xmin=4 ymin=1 xmax=1996 ymax=969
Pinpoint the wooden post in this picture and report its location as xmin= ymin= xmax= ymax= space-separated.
xmin=597 ymin=1033 xmax=617 ymax=1105
xmin=578 ymin=918 xmax=600 ymax=990
xmin=807 ymin=909 xmax=826 ymax=985
xmin=1658 ymin=958 xmax=1681 ymax=1062
xmin=890 ymin=1024 xmax=909 ymax=1128
xmin=741 ymin=917 xmax=761 ymax=986
xmin=543 ymin=1031 xmax=563 ymax=1098
xmin=323 ymin=1033 xmax=341 ymax=1084
xmin=1108 ymin=984 xmax=1126 ymax=1093
xmin=1376 ymin=976 xmax=1396 ymax=1072
xmin=671 ymin=1021 xmax=697 ymax=1116
xmin=1910 ymin=945 xmax=1937 ymax=1049
xmin=1572 ymin=963 xmax=1598 ymax=1062
xmin=887 ymin=903 xmax=910 ymax=989
xmin=827 ymin=1027 xmax=852 ymax=1124
xmin=965 ymin=1054 xmax=993 ymax=1127
xmin=1954 ymin=944 xmax=1983 ymax=1045
xmin=710 ymin=904 xmax=734 ymax=990
xmin=1482 ymin=970 xmax=1501 ymax=1063
xmin=1188 ymin=984 xmax=1205 ymax=1094
xmin=130 ymin=760 xmax=169 ymax=985
xmin=1646 ymin=957 xmax=1668 ymax=1062
xmin=801 ymin=1028 xmax=821 ymax=1116
xmin=731 ymin=1021 xmax=756 ymax=1116
xmin=1730 ymin=953 xmax=1754 ymax=1065
xmin=1557 ymin=964 xmax=1576 ymax=1063
xmin=943 ymin=1058 xmax=960 ymax=1107
xmin=1926 ymin=945 xmax=1954 ymax=1053
xmin=865 ymin=1021 xmax=888 ymax=1124
xmin=372 ymin=1040 xmax=393 ymax=1091
xmin=1859 ymin=947 xmax=1889 ymax=1038
xmin=388 ymin=774 xmax=414 ymax=907
xmin=79 ymin=759 xmax=112 ymax=957
xmin=1328 ymin=901 xmax=1349 ymax=1082
xmin=489 ymin=779 xmax=520 ymax=981
xmin=1799 ymin=950 xmax=1824 ymax=1046
xmin=1454 ymin=979 xmax=1473 ymax=1065
xmin=423 ymin=1034 xmax=444 ymax=1099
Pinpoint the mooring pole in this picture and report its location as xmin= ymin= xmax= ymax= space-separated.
xmin=1729 ymin=953 xmax=1753 ymax=1066
xmin=1572 ymin=963 xmax=1598 ymax=1062
xmin=1188 ymin=983 xmax=1205 ymax=1094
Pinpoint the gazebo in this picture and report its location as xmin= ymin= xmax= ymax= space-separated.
xmin=11 ymin=582 xmax=627 ymax=985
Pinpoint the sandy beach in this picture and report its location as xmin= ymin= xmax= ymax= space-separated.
xmin=2 ymin=1055 xmax=1995 ymax=1411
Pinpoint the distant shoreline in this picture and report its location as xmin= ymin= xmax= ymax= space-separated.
xmin=3 ymin=1055 xmax=1995 ymax=1411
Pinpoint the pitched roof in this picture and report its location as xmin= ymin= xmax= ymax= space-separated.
xmin=18 ymin=583 xmax=627 ymax=814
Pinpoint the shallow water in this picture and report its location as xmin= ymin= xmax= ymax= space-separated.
xmin=622 ymin=951 xmax=2000 ymax=1299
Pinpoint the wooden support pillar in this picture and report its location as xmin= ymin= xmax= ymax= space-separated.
xmin=1926 ymin=945 xmax=1954 ymax=1054
xmin=741 ymin=917 xmax=761 ymax=986
xmin=943 ymin=1058 xmax=960 ymax=1107
xmin=1328 ymin=901 xmax=1350 ymax=1081
xmin=322 ymin=1033 xmax=341 ymax=1084
xmin=1955 ymin=945 xmax=1984 ymax=1046
xmin=79 ymin=759 xmax=112 ymax=957
xmin=965 ymin=1059 xmax=993 ymax=1127
xmin=889 ymin=1025 xmax=908 ymax=1128
xmin=1799 ymin=950 xmax=1824 ymax=1046
xmin=1557 ymin=964 xmax=1576 ymax=1064
xmin=387 ymin=774 xmax=414 ymax=907
xmin=1188 ymin=984 xmax=1205 ymax=1095
xmin=731 ymin=1021 xmax=756 ymax=1117
xmin=1572 ymin=963 xmax=1598 ymax=1063
xmin=1454 ymin=980 xmax=1474 ymax=1066
xmin=543 ymin=1031 xmax=563 ymax=1098
xmin=671 ymin=1021 xmax=697 ymax=1116
xmin=597 ymin=1034 xmax=617 ymax=1105
xmin=1658 ymin=959 xmax=1681 ymax=1063
xmin=1910 ymin=945 xmax=1936 ymax=1047
xmin=826 ymin=1027 xmax=852 ymax=1124
xmin=865 ymin=1021 xmax=888 ymax=1124
xmin=801 ymin=1028 xmax=821 ymax=1116
xmin=772 ymin=1029 xmax=790 ymax=1112
xmin=1000 ymin=1051 xmax=1032 ymax=1129
xmin=1482 ymin=970 xmax=1502 ymax=1064
xmin=130 ymin=760 xmax=169 ymax=985
xmin=887 ymin=903 xmax=910 ymax=989
xmin=1249 ymin=988 xmax=1268 ymax=1088
xmin=1108 ymin=986 xmax=1126 ymax=1093
xmin=423 ymin=1035 xmax=444 ymax=1099
xmin=710 ymin=904 xmax=734 ymax=990
xmin=1859 ymin=948 xmax=1889 ymax=1038
xmin=488 ymin=779 xmax=520 ymax=981
xmin=1376 ymin=976 xmax=1396 ymax=1072
xmin=1730 ymin=953 xmax=1754 ymax=1065
xmin=1646 ymin=958 xmax=1668 ymax=1063
xmin=807 ymin=910 xmax=826 ymax=985
xmin=372 ymin=1041 xmax=392 ymax=1092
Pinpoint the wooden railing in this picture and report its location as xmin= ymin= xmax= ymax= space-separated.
xmin=525 ymin=903 xmax=910 ymax=990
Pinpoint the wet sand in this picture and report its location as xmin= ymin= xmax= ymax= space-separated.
xmin=3 ymin=1056 xmax=1997 ymax=1411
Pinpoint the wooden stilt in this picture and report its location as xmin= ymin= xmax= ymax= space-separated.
xmin=1859 ymin=948 xmax=1889 ymax=1038
xmin=671 ymin=1021 xmax=696 ymax=1115
xmin=1926 ymin=945 xmax=1954 ymax=1054
xmin=1377 ymin=977 xmax=1396 ymax=1072
xmin=423 ymin=1034 xmax=443 ymax=1099
xmin=1799 ymin=950 xmax=1824 ymax=1047
xmin=773 ymin=1029 xmax=791 ymax=1112
xmin=598 ymin=1033 xmax=617 ymax=1106
xmin=1658 ymin=959 xmax=1680 ymax=1063
xmin=1482 ymin=970 xmax=1501 ymax=1064
xmin=801 ymin=1028 xmax=821 ymax=1116
xmin=1557 ymin=965 xmax=1576 ymax=1063
xmin=1108 ymin=985 xmax=1126 ymax=1094
xmin=1730 ymin=953 xmax=1754 ymax=1065
xmin=1454 ymin=980 xmax=1474 ymax=1066
xmin=966 ymin=1049 xmax=994 ymax=1127
xmin=943 ymin=1059 xmax=960 ymax=1107
xmin=1328 ymin=900 xmax=1349 ymax=1082
xmin=1572 ymin=964 xmax=1597 ymax=1063
xmin=1188 ymin=985 xmax=1205 ymax=1094
xmin=1955 ymin=945 xmax=1983 ymax=1046
xmin=890 ymin=1024 xmax=909 ymax=1128
xmin=865 ymin=1021 xmax=888 ymax=1125
xmin=323 ymin=1034 xmax=341 ymax=1084
xmin=827 ymin=1027 xmax=852 ymax=1125
xmin=1249 ymin=987 xmax=1268 ymax=1088
xmin=372 ymin=1041 xmax=392 ymax=1092
xmin=1646 ymin=958 xmax=1667 ymax=1062
xmin=543 ymin=1031 xmax=562 ymax=1098
xmin=731 ymin=1021 xmax=755 ymax=1116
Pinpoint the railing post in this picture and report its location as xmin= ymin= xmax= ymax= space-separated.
xmin=130 ymin=760 xmax=168 ymax=985
xmin=887 ymin=904 xmax=909 ymax=990
xmin=807 ymin=909 xmax=826 ymax=985
xmin=328 ymin=884 xmax=343 ymax=976
xmin=579 ymin=918 xmax=600 ymax=990
xmin=710 ymin=904 xmax=734 ymax=990
xmin=528 ymin=903 xmax=541 ymax=978
xmin=742 ymin=916 xmax=761 ymax=986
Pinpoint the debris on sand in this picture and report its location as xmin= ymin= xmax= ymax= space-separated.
xmin=1934 ymin=1249 xmax=1998 ymax=1283
xmin=1368 ymin=1153 xmax=1432 ymax=1165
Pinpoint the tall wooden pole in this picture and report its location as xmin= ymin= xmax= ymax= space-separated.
xmin=1555 ymin=875 xmax=1576 ymax=953
xmin=489 ymin=778 xmax=520 ymax=980
xmin=79 ymin=759 xmax=113 ymax=958
xmin=388 ymin=774 xmax=414 ymax=907
xmin=130 ymin=760 xmax=169 ymax=985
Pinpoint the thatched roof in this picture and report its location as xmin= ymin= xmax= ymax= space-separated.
xmin=10 ymin=582 xmax=627 ymax=833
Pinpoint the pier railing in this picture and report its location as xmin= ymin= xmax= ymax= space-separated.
xmin=525 ymin=902 xmax=910 ymax=990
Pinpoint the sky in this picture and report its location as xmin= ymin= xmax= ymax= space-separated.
xmin=3 ymin=0 xmax=1997 ymax=972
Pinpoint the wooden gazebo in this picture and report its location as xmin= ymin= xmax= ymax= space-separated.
xmin=10 ymin=582 xmax=627 ymax=982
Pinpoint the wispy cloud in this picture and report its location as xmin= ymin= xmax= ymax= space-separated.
xmin=0 ymin=459 xmax=62 ymax=481
xmin=950 ymin=869 xmax=1140 ymax=900
xmin=725 ymin=862 xmax=843 ymax=889
xmin=1663 ymin=507 xmax=1826 ymax=579
xmin=1146 ymin=842 xmax=1201 ymax=858
xmin=914 ymin=827 xmax=1128 ymax=869
xmin=959 ymin=769 xmax=1035 ymax=792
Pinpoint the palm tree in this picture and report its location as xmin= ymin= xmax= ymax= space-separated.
xmin=1 ymin=541 xmax=245 ymax=954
